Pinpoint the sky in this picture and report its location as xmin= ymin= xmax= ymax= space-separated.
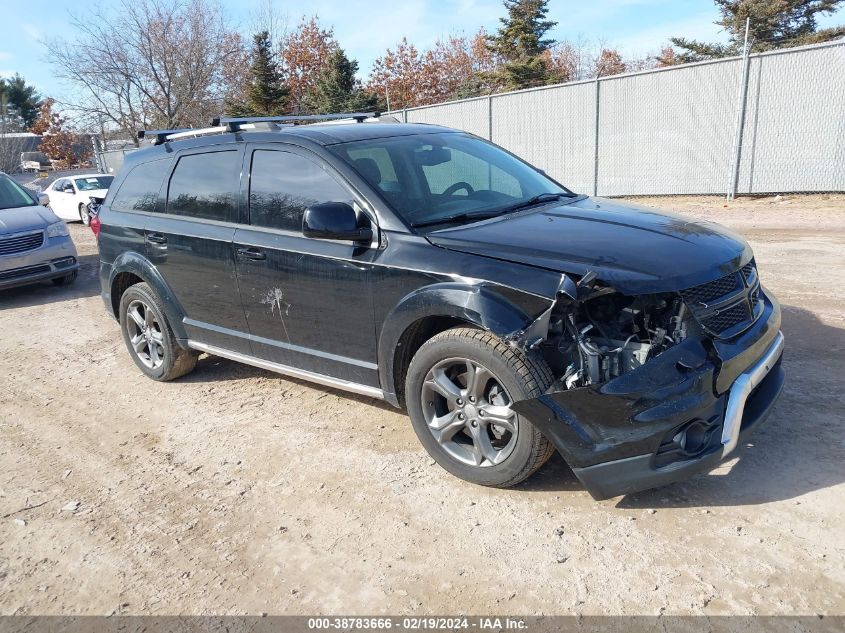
xmin=1 ymin=0 xmax=843 ymax=103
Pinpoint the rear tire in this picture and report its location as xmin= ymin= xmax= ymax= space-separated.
xmin=406 ymin=327 xmax=555 ymax=488
xmin=119 ymin=282 xmax=198 ymax=381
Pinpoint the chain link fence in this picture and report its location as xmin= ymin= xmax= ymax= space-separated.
xmin=393 ymin=40 xmax=845 ymax=197
xmin=94 ymin=147 xmax=138 ymax=175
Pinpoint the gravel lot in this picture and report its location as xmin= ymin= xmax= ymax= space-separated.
xmin=1 ymin=194 xmax=843 ymax=616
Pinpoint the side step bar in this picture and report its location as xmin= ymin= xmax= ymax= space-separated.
xmin=187 ymin=341 xmax=385 ymax=400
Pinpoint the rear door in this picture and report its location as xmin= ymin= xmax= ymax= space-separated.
xmin=146 ymin=146 xmax=251 ymax=354
xmin=233 ymin=144 xmax=379 ymax=387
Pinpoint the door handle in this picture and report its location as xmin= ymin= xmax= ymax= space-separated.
xmin=146 ymin=233 xmax=167 ymax=245
xmin=237 ymin=247 xmax=266 ymax=261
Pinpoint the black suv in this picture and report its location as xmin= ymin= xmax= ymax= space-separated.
xmin=96 ymin=115 xmax=785 ymax=499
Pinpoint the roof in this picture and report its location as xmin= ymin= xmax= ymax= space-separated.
xmin=67 ymin=173 xmax=112 ymax=179
xmin=121 ymin=121 xmax=462 ymax=172
xmin=281 ymin=122 xmax=457 ymax=144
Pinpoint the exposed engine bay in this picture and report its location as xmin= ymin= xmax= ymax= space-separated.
xmin=537 ymin=284 xmax=698 ymax=389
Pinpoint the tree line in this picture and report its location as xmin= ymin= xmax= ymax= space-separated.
xmin=2 ymin=0 xmax=843 ymax=157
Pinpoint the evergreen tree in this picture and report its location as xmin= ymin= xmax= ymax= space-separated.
xmin=0 ymin=74 xmax=42 ymax=128
xmin=670 ymin=0 xmax=845 ymax=62
xmin=304 ymin=48 xmax=377 ymax=114
xmin=486 ymin=0 xmax=557 ymax=90
xmin=226 ymin=30 xmax=288 ymax=116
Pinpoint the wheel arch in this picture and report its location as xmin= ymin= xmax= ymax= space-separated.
xmin=378 ymin=282 xmax=551 ymax=407
xmin=109 ymin=252 xmax=189 ymax=345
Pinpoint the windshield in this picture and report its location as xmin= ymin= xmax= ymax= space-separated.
xmin=75 ymin=176 xmax=114 ymax=191
xmin=329 ymin=133 xmax=573 ymax=228
xmin=0 ymin=175 xmax=36 ymax=210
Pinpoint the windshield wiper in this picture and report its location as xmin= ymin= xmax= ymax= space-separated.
xmin=412 ymin=211 xmax=502 ymax=229
xmin=412 ymin=192 xmax=573 ymax=229
xmin=502 ymin=191 xmax=571 ymax=213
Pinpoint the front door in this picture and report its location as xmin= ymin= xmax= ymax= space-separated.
xmin=233 ymin=145 xmax=379 ymax=388
xmin=146 ymin=146 xmax=251 ymax=354
xmin=49 ymin=178 xmax=74 ymax=219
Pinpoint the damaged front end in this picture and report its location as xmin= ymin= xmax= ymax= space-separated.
xmin=510 ymin=261 xmax=785 ymax=500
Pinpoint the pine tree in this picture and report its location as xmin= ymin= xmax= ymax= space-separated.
xmin=0 ymin=74 xmax=42 ymax=129
xmin=670 ymin=0 xmax=845 ymax=62
xmin=304 ymin=49 xmax=377 ymax=114
xmin=226 ymin=31 xmax=288 ymax=116
xmin=486 ymin=0 xmax=557 ymax=90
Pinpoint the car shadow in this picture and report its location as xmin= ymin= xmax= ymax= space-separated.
xmin=0 ymin=253 xmax=101 ymax=309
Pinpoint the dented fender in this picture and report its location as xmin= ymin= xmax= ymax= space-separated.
xmin=377 ymin=281 xmax=556 ymax=402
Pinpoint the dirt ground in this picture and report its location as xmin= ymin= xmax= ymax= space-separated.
xmin=1 ymin=194 xmax=843 ymax=616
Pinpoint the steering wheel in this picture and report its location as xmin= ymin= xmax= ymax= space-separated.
xmin=442 ymin=181 xmax=475 ymax=197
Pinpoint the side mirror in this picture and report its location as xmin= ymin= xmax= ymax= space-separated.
xmin=37 ymin=193 xmax=50 ymax=207
xmin=303 ymin=202 xmax=373 ymax=243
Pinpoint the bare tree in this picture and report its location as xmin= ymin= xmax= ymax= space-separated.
xmin=45 ymin=0 xmax=241 ymax=144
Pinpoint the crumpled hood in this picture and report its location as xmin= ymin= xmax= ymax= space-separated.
xmin=426 ymin=196 xmax=753 ymax=295
xmin=0 ymin=204 xmax=59 ymax=235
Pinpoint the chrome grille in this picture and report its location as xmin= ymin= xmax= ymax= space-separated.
xmin=0 ymin=230 xmax=44 ymax=255
xmin=680 ymin=260 xmax=761 ymax=338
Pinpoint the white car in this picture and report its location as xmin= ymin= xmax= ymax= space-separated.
xmin=47 ymin=173 xmax=114 ymax=225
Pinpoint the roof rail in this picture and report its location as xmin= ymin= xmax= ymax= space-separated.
xmin=211 ymin=112 xmax=380 ymax=130
xmin=137 ymin=128 xmax=193 ymax=144
xmin=137 ymin=112 xmax=384 ymax=146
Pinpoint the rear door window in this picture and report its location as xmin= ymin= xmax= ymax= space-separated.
xmin=111 ymin=159 xmax=171 ymax=213
xmin=166 ymin=150 xmax=240 ymax=223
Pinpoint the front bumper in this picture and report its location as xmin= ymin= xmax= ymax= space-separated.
xmin=0 ymin=234 xmax=79 ymax=290
xmin=0 ymin=256 xmax=79 ymax=290
xmin=513 ymin=289 xmax=785 ymax=500
xmin=571 ymin=332 xmax=784 ymax=500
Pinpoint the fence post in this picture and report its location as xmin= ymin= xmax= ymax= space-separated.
xmin=727 ymin=18 xmax=752 ymax=200
xmin=487 ymin=95 xmax=493 ymax=141
xmin=593 ymin=77 xmax=601 ymax=197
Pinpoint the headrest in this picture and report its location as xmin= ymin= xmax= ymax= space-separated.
xmin=353 ymin=158 xmax=382 ymax=185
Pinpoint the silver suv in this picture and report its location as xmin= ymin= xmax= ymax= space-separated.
xmin=0 ymin=173 xmax=79 ymax=290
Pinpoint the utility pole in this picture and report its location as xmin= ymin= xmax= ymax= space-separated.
xmin=727 ymin=17 xmax=751 ymax=201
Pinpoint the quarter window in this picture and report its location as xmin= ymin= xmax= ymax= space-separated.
xmin=249 ymin=150 xmax=351 ymax=232
xmin=111 ymin=159 xmax=171 ymax=213
xmin=166 ymin=151 xmax=240 ymax=222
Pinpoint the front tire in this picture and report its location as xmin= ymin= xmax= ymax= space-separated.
xmin=406 ymin=327 xmax=555 ymax=487
xmin=119 ymin=282 xmax=197 ymax=381
xmin=79 ymin=203 xmax=90 ymax=226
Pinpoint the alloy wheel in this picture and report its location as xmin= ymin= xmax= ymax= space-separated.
xmin=125 ymin=299 xmax=165 ymax=370
xmin=420 ymin=358 xmax=519 ymax=467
